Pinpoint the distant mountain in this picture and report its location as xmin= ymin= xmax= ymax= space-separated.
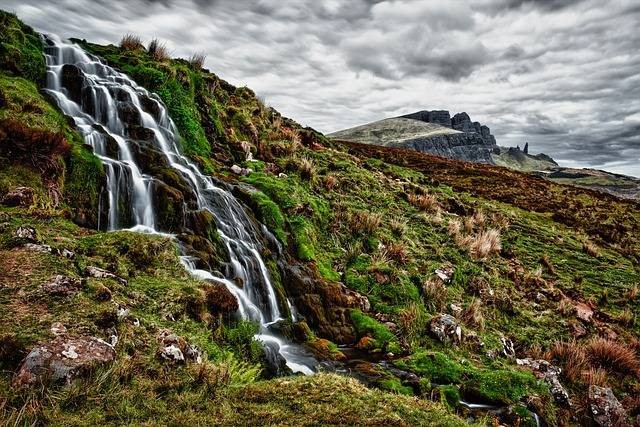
xmin=329 ymin=110 xmax=639 ymax=199
xmin=328 ymin=110 xmax=499 ymax=164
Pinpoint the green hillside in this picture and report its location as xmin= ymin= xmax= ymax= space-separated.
xmin=1 ymin=11 xmax=639 ymax=426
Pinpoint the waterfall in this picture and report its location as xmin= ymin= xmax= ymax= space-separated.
xmin=42 ymin=34 xmax=316 ymax=375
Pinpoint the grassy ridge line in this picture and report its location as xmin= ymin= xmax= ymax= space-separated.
xmin=340 ymin=139 xmax=640 ymax=255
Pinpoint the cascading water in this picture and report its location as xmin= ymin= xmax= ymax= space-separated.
xmin=42 ymin=34 xmax=316 ymax=374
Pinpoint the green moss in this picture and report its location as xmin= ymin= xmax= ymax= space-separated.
xmin=250 ymin=191 xmax=286 ymax=243
xmin=378 ymin=377 xmax=415 ymax=396
xmin=350 ymin=309 xmax=401 ymax=353
xmin=395 ymin=351 xmax=549 ymax=405
xmin=0 ymin=11 xmax=46 ymax=82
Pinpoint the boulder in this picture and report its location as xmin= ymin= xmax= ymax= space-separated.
xmin=1 ymin=186 xmax=34 ymax=207
xmin=13 ymin=335 xmax=116 ymax=388
xmin=85 ymin=266 xmax=127 ymax=285
xmin=517 ymin=358 xmax=570 ymax=406
xmin=156 ymin=329 xmax=202 ymax=364
xmin=41 ymin=275 xmax=84 ymax=297
xmin=429 ymin=314 xmax=462 ymax=345
xmin=13 ymin=226 xmax=37 ymax=242
xmin=230 ymin=164 xmax=252 ymax=176
xmin=575 ymin=301 xmax=594 ymax=323
xmin=588 ymin=386 xmax=628 ymax=427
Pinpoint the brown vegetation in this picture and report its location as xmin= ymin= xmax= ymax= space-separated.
xmin=120 ymin=33 xmax=143 ymax=51
xmin=148 ymin=38 xmax=170 ymax=62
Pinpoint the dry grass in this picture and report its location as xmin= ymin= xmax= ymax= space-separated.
xmin=581 ymin=367 xmax=608 ymax=387
xmin=463 ymin=216 xmax=475 ymax=233
xmin=350 ymin=211 xmax=382 ymax=235
xmin=582 ymin=240 xmax=599 ymax=257
xmin=468 ymin=229 xmax=501 ymax=259
xmin=547 ymin=340 xmax=588 ymax=383
xmin=408 ymin=193 xmax=439 ymax=212
xmin=189 ymin=52 xmax=206 ymax=69
xmin=447 ymin=218 xmax=461 ymax=235
xmin=385 ymin=242 xmax=408 ymax=265
xmin=148 ymin=38 xmax=170 ymax=61
xmin=397 ymin=302 xmax=427 ymax=342
xmin=473 ymin=211 xmax=486 ymax=228
xmin=613 ymin=308 xmax=635 ymax=326
xmin=461 ymin=298 xmax=484 ymax=330
xmin=324 ymin=174 xmax=338 ymax=191
xmin=423 ymin=279 xmax=447 ymax=312
xmin=296 ymin=157 xmax=316 ymax=180
xmin=120 ymin=33 xmax=143 ymax=51
xmin=390 ymin=218 xmax=407 ymax=236
xmin=586 ymin=338 xmax=640 ymax=376
xmin=626 ymin=285 xmax=639 ymax=300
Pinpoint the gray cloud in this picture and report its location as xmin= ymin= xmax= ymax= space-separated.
xmin=4 ymin=0 xmax=640 ymax=177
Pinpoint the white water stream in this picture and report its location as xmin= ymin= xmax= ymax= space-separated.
xmin=42 ymin=34 xmax=315 ymax=374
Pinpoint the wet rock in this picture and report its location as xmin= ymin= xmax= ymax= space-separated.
xmin=1 ymin=186 xmax=34 ymax=207
xmin=152 ymin=180 xmax=185 ymax=232
xmin=430 ymin=314 xmax=462 ymax=345
xmin=85 ymin=266 xmax=127 ymax=285
xmin=41 ymin=275 xmax=84 ymax=297
xmin=517 ymin=358 xmax=570 ymax=406
xmin=14 ymin=226 xmax=37 ymax=242
xmin=61 ymin=64 xmax=83 ymax=104
xmin=588 ymin=386 xmax=629 ymax=427
xmin=13 ymin=335 xmax=116 ymax=388
xmin=117 ymin=102 xmax=141 ymax=126
xmin=202 ymin=281 xmax=239 ymax=316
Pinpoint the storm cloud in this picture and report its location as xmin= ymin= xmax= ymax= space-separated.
xmin=5 ymin=0 xmax=640 ymax=176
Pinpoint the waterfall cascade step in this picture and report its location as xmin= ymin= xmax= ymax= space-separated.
xmin=42 ymin=33 xmax=316 ymax=375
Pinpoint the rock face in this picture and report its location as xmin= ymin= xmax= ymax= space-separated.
xmin=587 ymin=386 xmax=628 ymax=427
xmin=13 ymin=335 xmax=116 ymax=387
xmin=517 ymin=358 xmax=570 ymax=406
xmin=329 ymin=110 xmax=499 ymax=164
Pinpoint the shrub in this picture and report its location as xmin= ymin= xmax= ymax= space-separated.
xmin=547 ymin=340 xmax=588 ymax=383
xmin=423 ymin=279 xmax=447 ymax=312
xmin=189 ymin=52 xmax=206 ymax=69
xmin=461 ymin=298 xmax=484 ymax=330
xmin=350 ymin=211 xmax=382 ymax=235
xmin=120 ymin=33 xmax=143 ymax=51
xmin=583 ymin=240 xmax=599 ymax=257
xmin=148 ymin=38 xmax=170 ymax=61
xmin=586 ymin=338 xmax=640 ymax=376
xmin=468 ymin=229 xmax=501 ymax=259
xmin=463 ymin=216 xmax=475 ymax=233
xmin=408 ymin=193 xmax=438 ymax=212
xmin=296 ymin=156 xmax=315 ymax=180
xmin=386 ymin=242 xmax=408 ymax=265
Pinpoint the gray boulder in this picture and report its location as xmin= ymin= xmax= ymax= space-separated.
xmin=430 ymin=314 xmax=462 ymax=344
xmin=588 ymin=386 xmax=629 ymax=427
xmin=41 ymin=275 xmax=84 ymax=297
xmin=13 ymin=335 xmax=116 ymax=388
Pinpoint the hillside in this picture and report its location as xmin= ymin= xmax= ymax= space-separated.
xmin=1 ymin=11 xmax=640 ymax=426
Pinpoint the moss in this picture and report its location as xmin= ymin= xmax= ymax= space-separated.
xmin=378 ymin=377 xmax=415 ymax=396
xmin=350 ymin=309 xmax=401 ymax=353
xmin=64 ymin=144 xmax=104 ymax=227
xmin=395 ymin=351 xmax=549 ymax=405
xmin=250 ymin=191 xmax=286 ymax=243
xmin=0 ymin=11 xmax=46 ymax=82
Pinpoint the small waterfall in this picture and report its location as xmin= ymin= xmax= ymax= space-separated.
xmin=42 ymin=34 xmax=316 ymax=375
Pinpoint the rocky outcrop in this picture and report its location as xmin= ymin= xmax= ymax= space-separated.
xmin=403 ymin=110 xmax=498 ymax=147
xmin=1 ymin=186 xmax=34 ymax=207
xmin=429 ymin=314 xmax=462 ymax=345
xmin=587 ymin=386 xmax=629 ymax=427
xmin=401 ymin=132 xmax=495 ymax=163
xmin=13 ymin=335 xmax=116 ymax=388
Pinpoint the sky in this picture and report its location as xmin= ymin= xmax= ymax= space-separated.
xmin=6 ymin=0 xmax=640 ymax=177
